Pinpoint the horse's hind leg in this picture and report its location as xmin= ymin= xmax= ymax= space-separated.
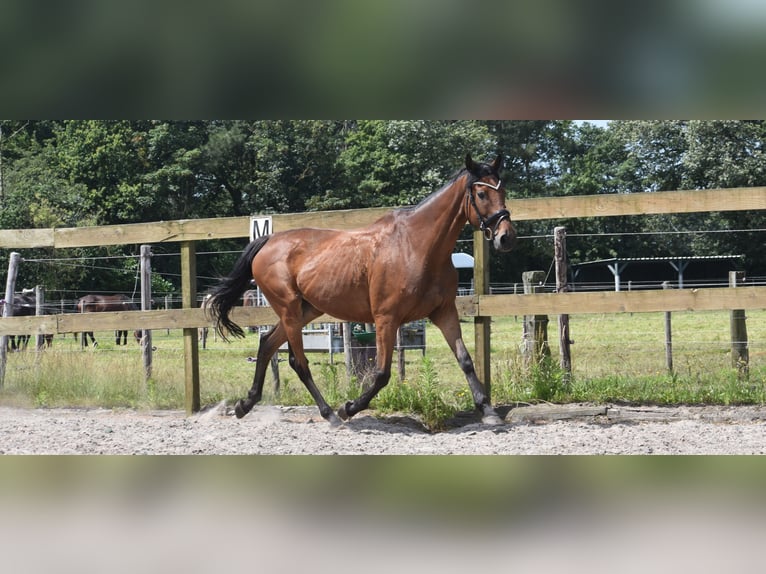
xmin=286 ymin=341 xmax=341 ymax=426
xmin=281 ymin=304 xmax=341 ymax=425
xmin=234 ymin=323 xmax=287 ymax=418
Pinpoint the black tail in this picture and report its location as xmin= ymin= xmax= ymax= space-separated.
xmin=207 ymin=236 xmax=270 ymax=341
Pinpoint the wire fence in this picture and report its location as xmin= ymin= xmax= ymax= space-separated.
xmin=3 ymin=238 xmax=765 ymax=404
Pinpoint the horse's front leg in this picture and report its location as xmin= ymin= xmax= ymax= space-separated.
xmin=338 ymin=320 xmax=396 ymax=421
xmin=430 ymin=304 xmax=503 ymax=425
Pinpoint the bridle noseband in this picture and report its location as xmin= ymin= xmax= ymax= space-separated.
xmin=467 ymin=179 xmax=512 ymax=241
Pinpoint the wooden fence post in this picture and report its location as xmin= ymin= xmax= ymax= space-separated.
xmin=164 ymin=294 xmax=171 ymax=335
xmin=140 ymin=244 xmax=153 ymax=383
xmin=522 ymin=270 xmax=549 ymax=367
xmin=730 ymin=271 xmax=749 ymax=378
xmin=181 ymin=241 xmax=200 ymax=414
xmin=343 ymin=322 xmax=353 ymax=381
xmin=199 ymin=295 xmax=208 ymax=349
xmin=270 ymin=354 xmax=280 ymax=396
xmin=34 ymin=285 xmax=46 ymax=353
xmin=662 ymin=281 xmax=673 ymax=373
xmin=554 ymin=227 xmax=572 ymax=383
xmin=473 ymin=229 xmax=492 ymax=399
xmin=0 ymin=252 xmax=21 ymax=388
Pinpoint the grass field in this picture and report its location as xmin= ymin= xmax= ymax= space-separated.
xmin=2 ymin=310 xmax=765 ymax=428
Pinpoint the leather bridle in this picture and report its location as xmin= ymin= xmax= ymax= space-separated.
xmin=466 ymin=179 xmax=512 ymax=241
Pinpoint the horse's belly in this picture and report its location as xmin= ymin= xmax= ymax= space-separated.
xmin=316 ymin=302 xmax=375 ymax=323
xmin=299 ymin=280 xmax=373 ymax=322
xmin=296 ymin=267 xmax=374 ymax=322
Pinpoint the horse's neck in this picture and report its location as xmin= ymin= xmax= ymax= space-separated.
xmin=405 ymin=175 xmax=468 ymax=258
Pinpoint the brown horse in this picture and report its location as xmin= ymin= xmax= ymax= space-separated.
xmin=76 ymin=294 xmax=141 ymax=347
xmin=207 ymin=154 xmax=516 ymax=425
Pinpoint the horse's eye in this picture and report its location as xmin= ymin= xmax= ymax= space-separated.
xmin=477 ymin=191 xmax=486 ymax=200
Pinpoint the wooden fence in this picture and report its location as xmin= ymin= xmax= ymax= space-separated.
xmin=1 ymin=186 xmax=766 ymax=412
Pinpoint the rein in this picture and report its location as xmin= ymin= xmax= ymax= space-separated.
xmin=467 ymin=179 xmax=511 ymax=241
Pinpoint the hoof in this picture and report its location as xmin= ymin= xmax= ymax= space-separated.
xmin=234 ymin=400 xmax=249 ymax=419
xmin=482 ymin=413 xmax=504 ymax=426
xmin=481 ymin=408 xmax=505 ymax=426
xmin=337 ymin=401 xmax=353 ymax=421
xmin=327 ymin=412 xmax=343 ymax=427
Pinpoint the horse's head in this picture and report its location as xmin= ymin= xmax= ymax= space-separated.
xmin=464 ymin=153 xmax=516 ymax=252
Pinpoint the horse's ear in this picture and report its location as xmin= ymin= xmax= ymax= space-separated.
xmin=492 ymin=154 xmax=503 ymax=172
xmin=465 ymin=153 xmax=477 ymax=173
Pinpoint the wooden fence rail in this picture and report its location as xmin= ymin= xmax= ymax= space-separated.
xmin=2 ymin=185 xmax=766 ymax=411
xmin=1 ymin=186 xmax=764 ymax=249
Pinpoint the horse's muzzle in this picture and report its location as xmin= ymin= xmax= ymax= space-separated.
xmin=493 ymin=219 xmax=517 ymax=252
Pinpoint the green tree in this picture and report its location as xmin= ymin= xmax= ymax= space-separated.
xmin=682 ymin=120 xmax=766 ymax=190
xmin=141 ymin=120 xmax=210 ymax=220
xmin=681 ymin=121 xmax=766 ymax=274
xmin=484 ymin=121 xmax=584 ymax=281
xmin=4 ymin=119 xmax=766 ymax=295
xmin=309 ymin=120 xmax=494 ymax=210
xmin=52 ymin=120 xmax=153 ymax=224
xmin=487 ymin=120 xmax=576 ymax=198
xmin=200 ymin=120 xmax=347 ymax=216
xmin=557 ymin=121 xmax=766 ymax=277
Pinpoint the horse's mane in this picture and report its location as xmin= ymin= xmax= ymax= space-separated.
xmin=396 ymin=168 xmax=469 ymax=214
xmin=394 ymin=159 xmax=500 ymax=214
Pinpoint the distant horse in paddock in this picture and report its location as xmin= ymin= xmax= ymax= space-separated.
xmin=0 ymin=293 xmax=41 ymax=351
xmin=207 ymin=154 xmax=516 ymax=425
xmin=75 ymin=294 xmax=141 ymax=348
xmin=41 ymin=332 xmax=54 ymax=348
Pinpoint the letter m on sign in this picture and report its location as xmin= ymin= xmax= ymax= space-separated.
xmin=250 ymin=216 xmax=273 ymax=242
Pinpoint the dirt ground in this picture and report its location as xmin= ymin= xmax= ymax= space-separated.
xmin=1 ymin=403 xmax=766 ymax=454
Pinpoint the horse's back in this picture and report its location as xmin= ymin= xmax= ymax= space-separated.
xmin=78 ymin=294 xmax=137 ymax=312
xmin=252 ymin=217 xmax=443 ymax=323
xmin=247 ymin=228 xmax=375 ymax=320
